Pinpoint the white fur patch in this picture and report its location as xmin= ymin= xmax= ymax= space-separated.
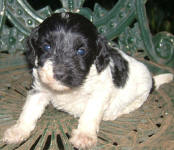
xmin=61 ymin=12 xmax=69 ymax=19
xmin=3 ymin=48 xmax=173 ymax=148
xmin=38 ymin=60 xmax=71 ymax=91
xmin=3 ymin=91 xmax=50 ymax=143
xmin=153 ymin=73 xmax=173 ymax=90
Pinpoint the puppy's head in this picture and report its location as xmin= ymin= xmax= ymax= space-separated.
xmin=27 ymin=12 xmax=110 ymax=91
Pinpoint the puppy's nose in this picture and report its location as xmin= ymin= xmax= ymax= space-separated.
xmin=53 ymin=65 xmax=68 ymax=80
xmin=54 ymin=71 xmax=66 ymax=80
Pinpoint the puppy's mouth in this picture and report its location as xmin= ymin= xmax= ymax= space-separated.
xmin=38 ymin=60 xmax=71 ymax=91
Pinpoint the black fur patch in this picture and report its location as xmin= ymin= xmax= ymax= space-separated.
xmin=109 ymin=49 xmax=129 ymax=88
xmin=26 ymin=12 xmax=129 ymax=89
xmin=95 ymin=35 xmax=110 ymax=73
xmin=26 ymin=13 xmax=100 ymax=88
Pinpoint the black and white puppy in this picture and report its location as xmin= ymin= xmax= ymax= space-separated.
xmin=3 ymin=12 xmax=173 ymax=149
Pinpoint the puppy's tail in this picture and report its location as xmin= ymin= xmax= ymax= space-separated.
xmin=152 ymin=73 xmax=173 ymax=91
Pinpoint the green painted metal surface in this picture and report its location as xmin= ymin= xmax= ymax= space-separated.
xmin=0 ymin=0 xmax=174 ymax=72
xmin=0 ymin=0 xmax=174 ymax=150
xmin=0 ymin=69 xmax=174 ymax=150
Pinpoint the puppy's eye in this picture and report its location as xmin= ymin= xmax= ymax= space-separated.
xmin=76 ymin=49 xmax=86 ymax=56
xmin=43 ymin=45 xmax=51 ymax=51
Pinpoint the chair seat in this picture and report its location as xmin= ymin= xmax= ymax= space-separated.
xmin=0 ymin=54 xmax=174 ymax=150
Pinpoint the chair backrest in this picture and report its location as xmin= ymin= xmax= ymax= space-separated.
xmin=0 ymin=0 xmax=174 ymax=73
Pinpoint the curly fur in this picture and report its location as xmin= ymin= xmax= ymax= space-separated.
xmin=3 ymin=12 xmax=173 ymax=149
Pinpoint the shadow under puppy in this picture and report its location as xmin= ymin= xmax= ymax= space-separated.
xmin=3 ymin=12 xmax=173 ymax=149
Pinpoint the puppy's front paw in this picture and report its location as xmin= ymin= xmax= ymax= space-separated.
xmin=70 ymin=129 xmax=97 ymax=149
xmin=3 ymin=124 xmax=30 ymax=144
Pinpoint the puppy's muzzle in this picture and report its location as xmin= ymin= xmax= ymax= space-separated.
xmin=53 ymin=65 xmax=68 ymax=81
xmin=38 ymin=60 xmax=70 ymax=91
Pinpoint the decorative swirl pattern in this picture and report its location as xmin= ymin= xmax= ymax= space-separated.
xmin=0 ymin=0 xmax=174 ymax=69
xmin=152 ymin=32 xmax=174 ymax=67
xmin=0 ymin=67 xmax=174 ymax=150
xmin=1 ymin=0 xmax=173 ymax=68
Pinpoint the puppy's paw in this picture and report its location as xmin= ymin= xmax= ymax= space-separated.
xmin=3 ymin=124 xmax=30 ymax=144
xmin=70 ymin=129 xmax=97 ymax=149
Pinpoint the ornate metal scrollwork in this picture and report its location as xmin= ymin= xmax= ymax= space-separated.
xmin=0 ymin=0 xmax=174 ymax=71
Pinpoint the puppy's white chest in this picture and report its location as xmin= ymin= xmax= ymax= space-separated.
xmin=51 ymin=89 xmax=91 ymax=117
xmin=50 ymin=65 xmax=113 ymax=117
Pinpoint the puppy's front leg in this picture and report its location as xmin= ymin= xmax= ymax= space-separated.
xmin=3 ymin=90 xmax=50 ymax=144
xmin=70 ymin=92 xmax=110 ymax=149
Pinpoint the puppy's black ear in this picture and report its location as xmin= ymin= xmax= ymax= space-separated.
xmin=26 ymin=27 xmax=39 ymax=67
xmin=95 ymin=35 xmax=110 ymax=73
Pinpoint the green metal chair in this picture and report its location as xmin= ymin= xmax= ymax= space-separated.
xmin=0 ymin=0 xmax=174 ymax=149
